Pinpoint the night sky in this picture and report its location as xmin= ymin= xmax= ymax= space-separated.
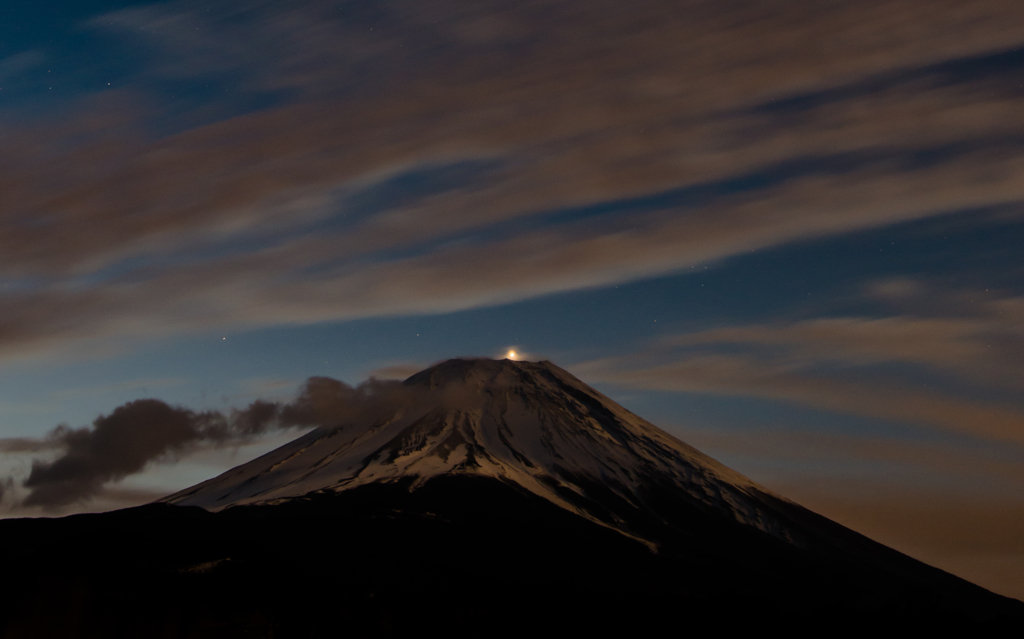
xmin=1 ymin=0 xmax=1023 ymax=599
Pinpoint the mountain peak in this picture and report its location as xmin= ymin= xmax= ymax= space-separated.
xmin=401 ymin=357 xmax=571 ymax=391
xmin=164 ymin=357 xmax=777 ymax=545
xmin=403 ymin=356 xmax=539 ymax=387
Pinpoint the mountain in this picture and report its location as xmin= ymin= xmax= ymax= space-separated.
xmin=163 ymin=358 xmax=791 ymax=547
xmin=1 ymin=358 xmax=1021 ymax=637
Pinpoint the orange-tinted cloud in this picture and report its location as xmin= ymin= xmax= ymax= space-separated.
xmin=665 ymin=293 xmax=1024 ymax=390
xmin=4 ymin=1 xmax=1024 ymax=362
xmin=578 ymin=352 xmax=1024 ymax=444
xmin=571 ymin=281 xmax=1024 ymax=447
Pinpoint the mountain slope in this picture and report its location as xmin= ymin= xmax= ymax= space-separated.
xmin=164 ymin=358 xmax=796 ymax=547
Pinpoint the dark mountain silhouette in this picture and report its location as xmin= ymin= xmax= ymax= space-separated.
xmin=1 ymin=359 xmax=1020 ymax=637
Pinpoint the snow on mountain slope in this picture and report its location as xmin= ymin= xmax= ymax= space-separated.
xmin=163 ymin=358 xmax=795 ymax=544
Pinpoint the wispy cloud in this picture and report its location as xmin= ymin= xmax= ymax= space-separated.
xmin=575 ymin=283 xmax=1024 ymax=445
xmin=0 ymin=51 xmax=44 ymax=83
xmin=666 ymin=291 xmax=1024 ymax=390
xmin=676 ymin=425 xmax=1024 ymax=493
xmin=580 ymin=353 xmax=1024 ymax=445
xmin=2 ymin=1 xmax=1024 ymax=363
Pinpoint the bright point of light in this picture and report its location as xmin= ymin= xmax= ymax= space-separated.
xmin=507 ymin=350 xmax=517 ymax=360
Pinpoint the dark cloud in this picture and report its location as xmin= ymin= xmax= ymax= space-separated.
xmin=15 ymin=373 xmax=484 ymax=510
xmin=22 ymin=400 xmax=231 ymax=509
xmin=273 ymin=374 xmax=483 ymax=427
xmin=0 ymin=437 xmax=55 ymax=454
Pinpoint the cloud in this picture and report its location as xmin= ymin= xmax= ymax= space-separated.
xmin=0 ymin=437 xmax=55 ymax=454
xmin=12 ymin=372 xmax=486 ymax=510
xmin=580 ymin=353 xmax=1024 ymax=444
xmin=2 ymin=1 xmax=1024 ymax=362
xmin=87 ymin=0 xmax=438 ymax=95
xmin=0 ymin=51 xmax=44 ymax=83
xmin=664 ymin=284 xmax=1024 ymax=389
xmin=568 ymin=281 xmax=1024 ymax=602
xmin=575 ymin=285 xmax=1024 ymax=446
xmin=21 ymin=399 xmax=232 ymax=508
xmin=5 ymin=149 xmax=1024 ymax=367
xmin=16 ymin=393 xmax=299 ymax=510
xmin=675 ymin=425 xmax=1024 ymax=493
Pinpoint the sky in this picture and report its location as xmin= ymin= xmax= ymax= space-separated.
xmin=0 ymin=0 xmax=1023 ymax=599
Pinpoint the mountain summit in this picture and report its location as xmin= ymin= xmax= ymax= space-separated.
xmin=165 ymin=358 xmax=788 ymax=547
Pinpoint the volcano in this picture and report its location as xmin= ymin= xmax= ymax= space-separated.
xmin=2 ymin=359 xmax=1021 ymax=636
xmin=164 ymin=358 xmax=791 ymax=546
